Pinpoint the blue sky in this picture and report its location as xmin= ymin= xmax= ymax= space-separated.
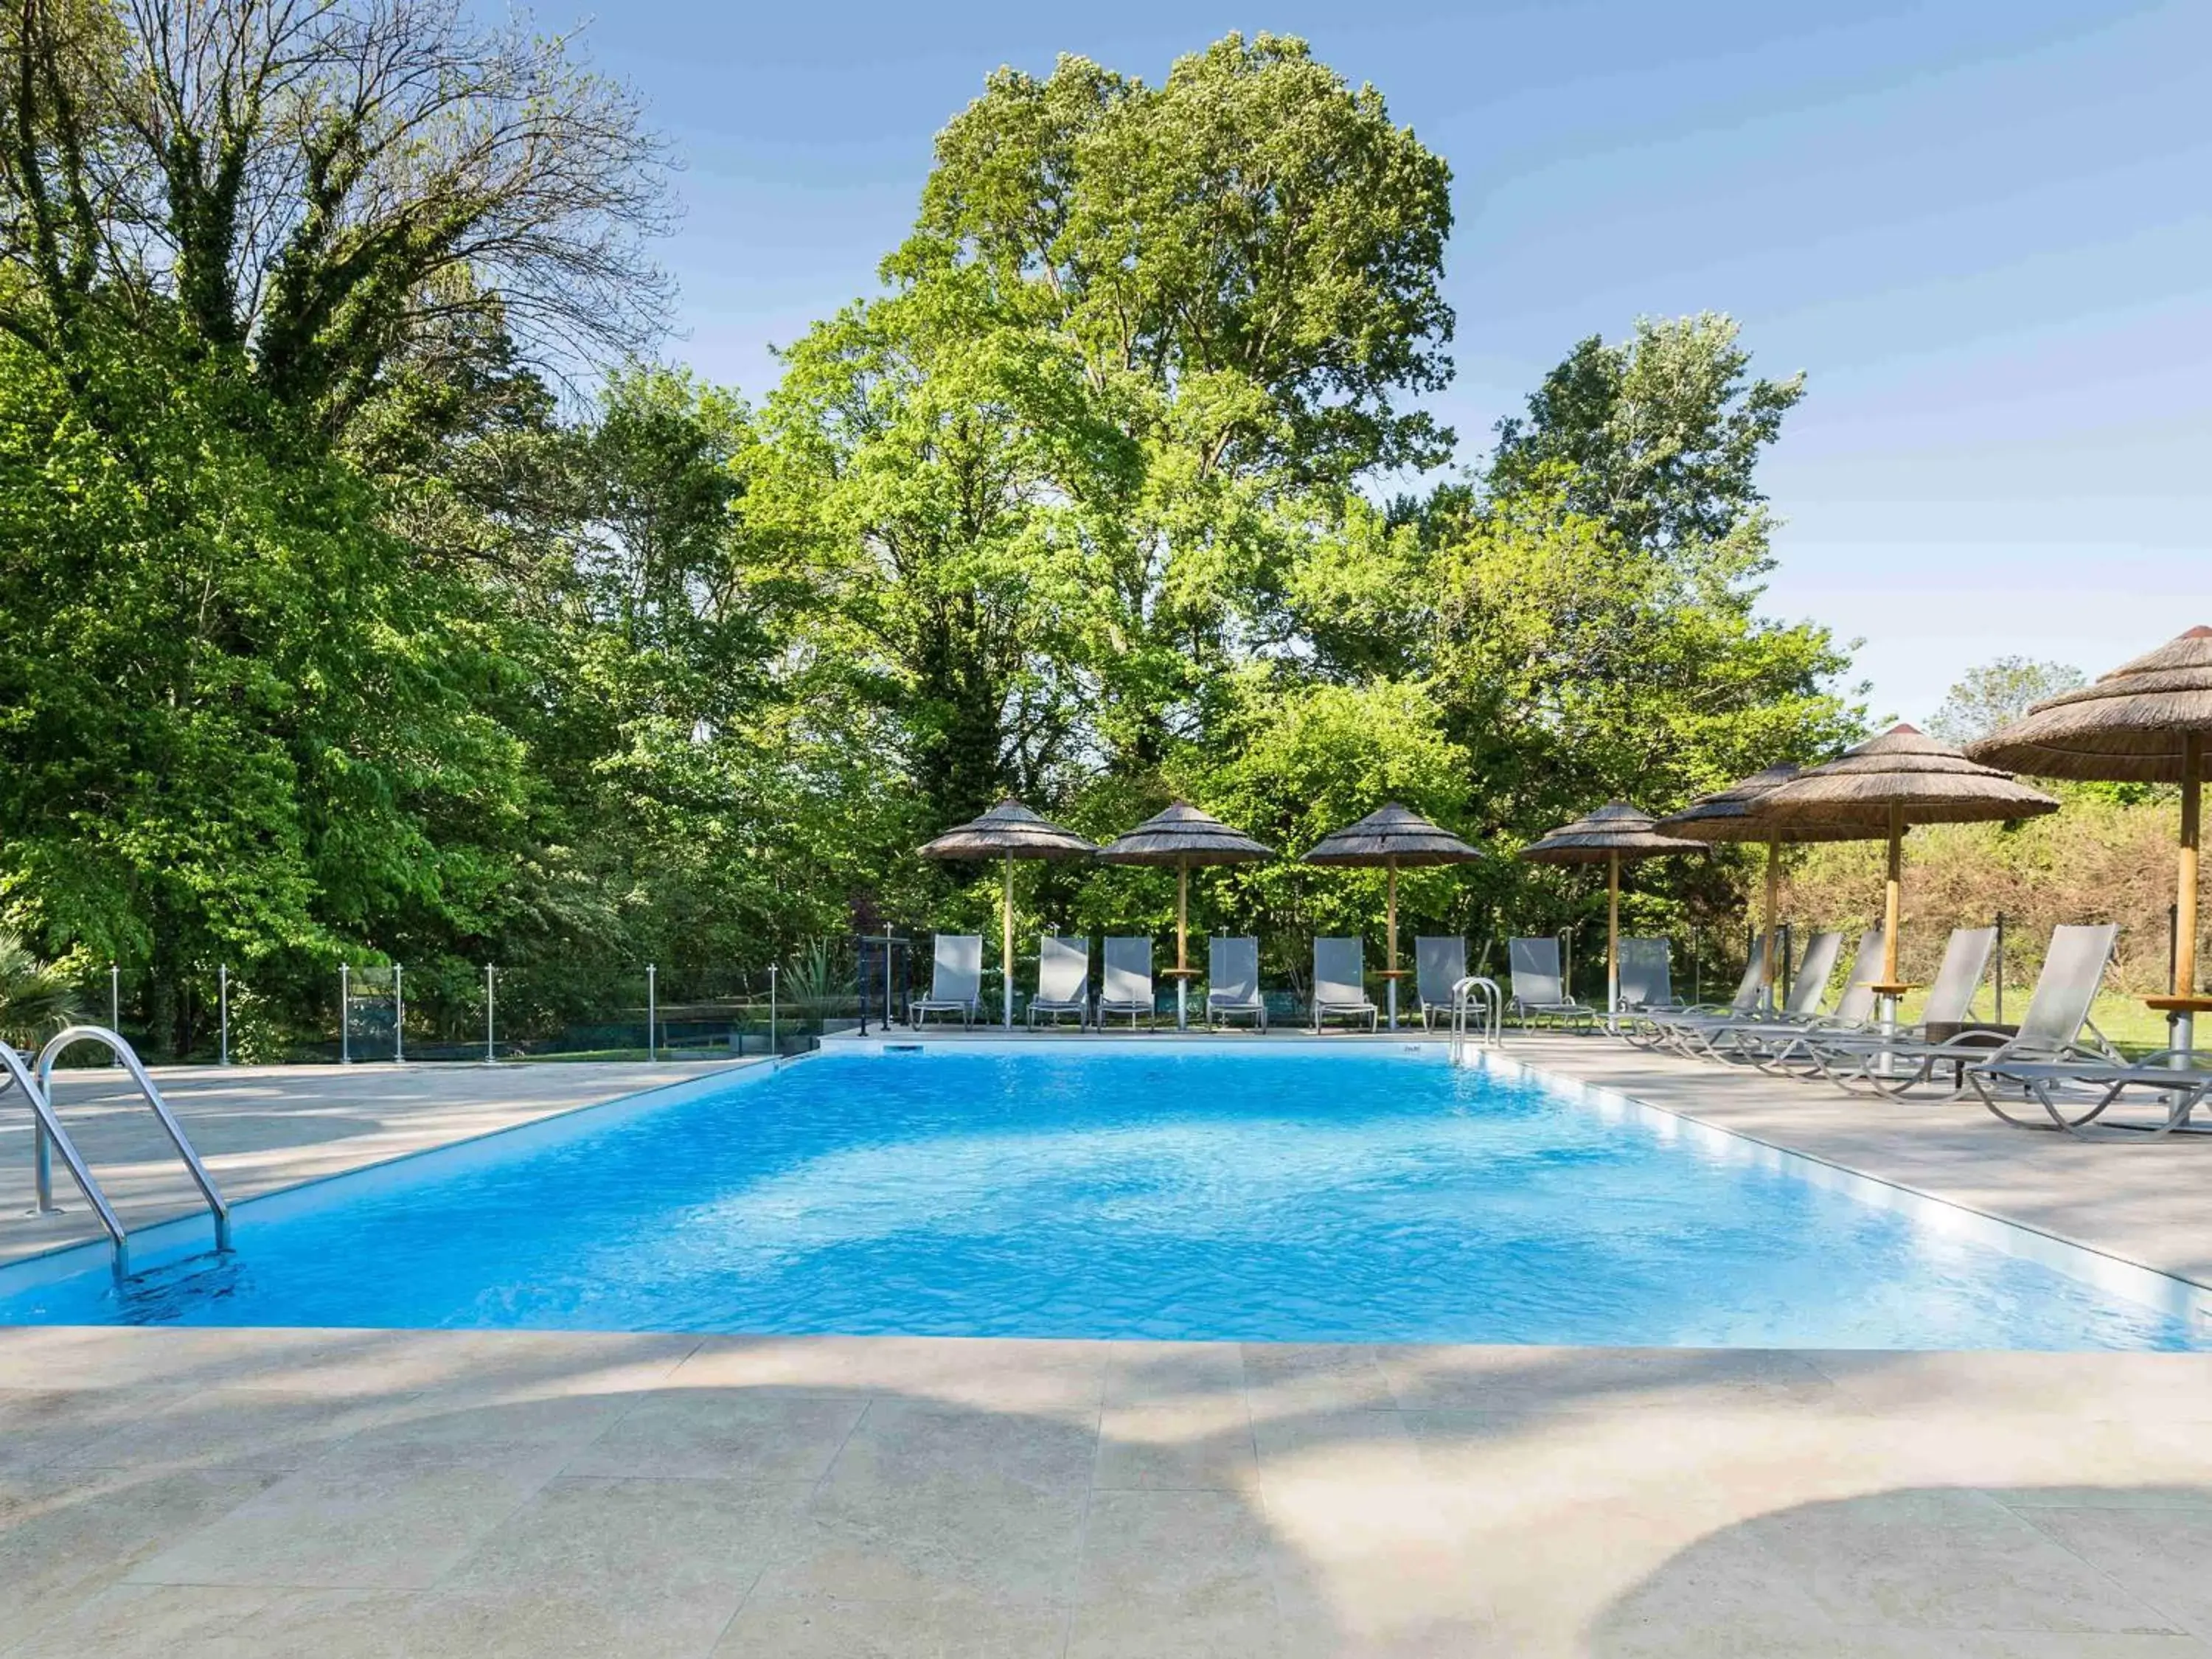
xmin=575 ymin=0 xmax=2209 ymax=725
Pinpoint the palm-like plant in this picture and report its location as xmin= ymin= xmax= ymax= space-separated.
xmin=0 ymin=931 xmax=81 ymax=1051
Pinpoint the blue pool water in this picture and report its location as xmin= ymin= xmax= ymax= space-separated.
xmin=1 ymin=1044 xmax=2205 ymax=1348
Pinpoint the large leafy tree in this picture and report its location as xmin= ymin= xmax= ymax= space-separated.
xmin=0 ymin=0 xmax=673 ymax=433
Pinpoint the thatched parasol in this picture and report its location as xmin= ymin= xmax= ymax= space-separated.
xmin=1758 ymin=725 xmax=2057 ymax=1011
xmin=1097 ymin=801 xmax=1274 ymax=1029
xmin=1968 ymin=626 xmax=2212 ymax=1051
xmin=1657 ymin=765 xmax=1871 ymax=1011
xmin=1304 ymin=804 xmax=1484 ymax=1029
xmin=919 ymin=799 xmax=1098 ymax=1028
xmin=1519 ymin=802 xmax=1703 ymax=1012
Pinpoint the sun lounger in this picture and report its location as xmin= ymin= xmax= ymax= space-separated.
xmin=1663 ymin=930 xmax=1844 ymax=1059
xmin=909 ymin=933 xmax=982 ymax=1028
xmin=1311 ymin=937 xmax=1378 ymax=1032
xmin=1860 ymin=923 xmax=2120 ymax=1101
xmin=1711 ymin=928 xmax=1885 ymax=1067
xmin=1026 ymin=936 xmax=1091 ymax=1029
xmin=1618 ymin=937 xmax=1766 ymax=1048
xmin=1966 ymin=1047 xmax=2212 ymax=1137
xmin=1415 ymin=936 xmax=1467 ymax=1029
xmin=1508 ymin=937 xmax=1596 ymax=1031
xmin=1774 ymin=926 xmax=1994 ymax=1087
xmin=1205 ymin=936 xmax=1267 ymax=1030
xmin=1096 ymin=936 xmax=1156 ymax=1028
xmin=1615 ymin=938 xmax=1680 ymax=1012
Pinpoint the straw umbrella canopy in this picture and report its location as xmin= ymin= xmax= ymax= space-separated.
xmin=1757 ymin=725 xmax=2058 ymax=1006
xmin=1656 ymin=765 xmax=1871 ymax=1009
xmin=1096 ymin=802 xmax=1274 ymax=1027
xmin=1966 ymin=626 xmax=2212 ymax=1046
xmin=1302 ymin=804 xmax=1485 ymax=1029
xmin=918 ymin=799 xmax=1098 ymax=1028
xmin=1518 ymin=802 xmax=1703 ymax=1012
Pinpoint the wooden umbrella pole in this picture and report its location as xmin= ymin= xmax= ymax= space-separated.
xmin=1176 ymin=860 xmax=1190 ymax=973
xmin=1761 ymin=835 xmax=1781 ymax=1012
xmin=1002 ymin=854 xmax=1015 ymax=1029
xmin=1386 ymin=858 xmax=1399 ymax=1032
xmin=1883 ymin=801 xmax=1904 ymax=988
xmin=1176 ymin=858 xmax=1190 ymax=1031
xmin=2180 ymin=731 xmax=2202 ymax=1000
xmin=2172 ymin=731 xmax=2202 ymax=1061
xmin=1607 ymin=849 xmax=1621 ymax=1015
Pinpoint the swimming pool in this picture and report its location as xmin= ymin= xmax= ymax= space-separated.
xmin=2 ymin=1042 xmax=2206 ymax=1348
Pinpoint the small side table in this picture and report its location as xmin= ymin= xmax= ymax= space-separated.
xmin=2143 ymin=994 xmax=2212 ymax=1062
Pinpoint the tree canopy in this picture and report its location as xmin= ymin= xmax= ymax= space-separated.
xmin=0 ymin=18 xmax=1864 ymax=1054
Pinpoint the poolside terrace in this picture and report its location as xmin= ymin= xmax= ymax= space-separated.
xmin=2 ymin=1037 xmax=2211 ymax=1655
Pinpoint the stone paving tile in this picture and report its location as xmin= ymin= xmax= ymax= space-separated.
xmin=313 ymin=1389 xmax=628 ymax=1475
xmin=0 ymin=1385 xmax=183 ymax=1474
xmin=712 ymin=1593 xmax=1069 ymax=1658
xmin=672 ymin=1335 xmax=1110 ymax=1419
xmin=54 ymin=1386 xmax=407 ymax=1475
xmin=125 ymin=1459 xmax=552 ymax=1590
xmin=1743 ymin=1488 xmax=2186 ymax=1635
xmin=0 ymin=1465 xmax=282 ymax=1640
xmin=756 ymin=1473 xmax=1088 ymax=1610
xmin=1068 ymin=1488 xmax=1283 ymax=1659
xmin=1375 ymin=1342 xmax=1839 ymax=1414
xmin=562 ymin=1388 xmax=866 ymax=1482
xmin=1241 ymin=1344 xmax=1394 ymax=1413
xmin=1101 ymin=1338 xmax=1247 ymax=1406
xmin=1094 ymin=1395 xmax=1257 ymax=1491
xmin=6 ymin=1583 xmax=420 ymax=1659
xmin=2008 ymin=1506 xmax=2212 ymax=1639
xmin=821 ymin=1397 xmax=1100 ymax=1495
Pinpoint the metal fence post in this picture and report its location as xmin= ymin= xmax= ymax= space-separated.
xmin=1993 ymin=912 xmax=2006 ymax=1023
xmin=647 ymin=963 xmax=658 ymax=1062
xmin=485 ymin=964 xmax=497 ymax=1063
xmin=769 ymin=964 xmax=778 ymax=1056
xmin=218 ymin=964 xmax=230 ymax=1066
xmin=392 ymin=963 xmax=404 ymax=1063
xmin=339 ymin=964 xmax=351 ymax=1064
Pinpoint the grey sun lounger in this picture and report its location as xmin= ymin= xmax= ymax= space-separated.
xmin=1205 ymin=936 xmax=1267 ymax=1030
xmin=1311 ymin=937 xmax=1379 ymax=1032
xmin=910 ymin=933 xmax=983 ymax=1028
xmin=1966 ymin=1048 xmax=2212 ymax=1138
xmin=1615 ymin=938 xmax=1680 ymax=1012
xmin=1416 ymin=936 xmax=1467 ymax=1029
xmin=1096 ymin=936 xmax=1156 ymax=1028
xmin=1862 ymin=923 xmax=2120 ymax=1102
xmin=1663 ymin=930 xmax=1845 ymax=1059
xmin=1699 ymin=929 xmax=1876 ymax=1071
xmin=1508 ymin=937 xmax=1596 ymax=1030
xmin=1027 ymin=936 xmax=1091 ymax=1029
xmin=1619 ymin=936 xmax=1766 ymax=1048
xmin=1774 ymin=926 xmax=1994 ymax=1087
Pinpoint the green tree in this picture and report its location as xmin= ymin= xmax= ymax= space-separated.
xmin=0 ymin=928 xmax=79 ymax=1048
xmin=1489 ymin=315 xmax=1804 ymax=558
xmin=1927 ymin=656 xmax=2086 ymax=746
xmin=0 ymin=0 xmax=674 ymax=434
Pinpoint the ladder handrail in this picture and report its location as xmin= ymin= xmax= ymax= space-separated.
xmin=1 ymin=1042 xmax=133 ymax=1272
xmin=1448 ymin=975 xmax=1502 ymax=1065
xmin=29 ymin=1026 xmax=232 ymax=1267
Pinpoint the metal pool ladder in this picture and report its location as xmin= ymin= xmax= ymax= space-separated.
xmin=1447 ymin=975 xmax=1503 ymax=1065
xmin=1 ymin=1026 xmax=232 ymax=1279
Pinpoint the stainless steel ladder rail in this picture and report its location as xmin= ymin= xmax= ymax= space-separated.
xmin=0 ymin=1041 xmax=133 ymax=1274
xmin=16 ymin=1026 xmax=232 ymax=1276
xmin=1447 ymin=975 xmax=1503 ymax=1065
